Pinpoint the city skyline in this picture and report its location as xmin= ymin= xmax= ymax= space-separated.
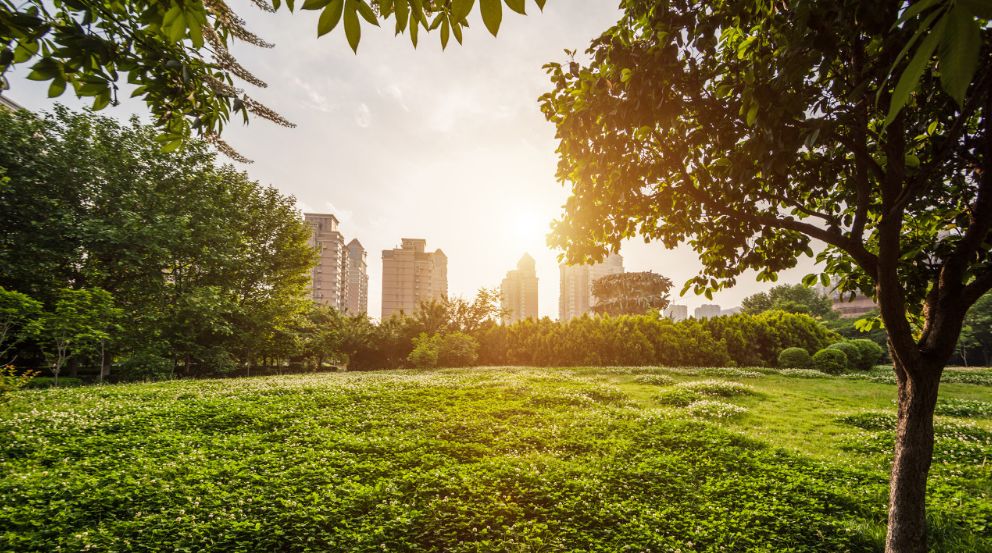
xmin=2 ymin=1 xmax=819 ymax=320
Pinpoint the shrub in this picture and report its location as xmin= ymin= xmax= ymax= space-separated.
xmin=777 ymin=347 xmax=811 ymax=369
xmin=935 ymin=399 xmax=992 ymax=418
xmin=777 ymin=368 xmax=831 ymax=378
xmin=685 ymin=400 xmax=748 ymax=419
xmin=848 ymin=339 xmax=885 ymax=371
xmin=633 ymin=374 xmax=675 ymax=386
xmin=437 ymin=332 xmax=479 ymax=367
xmin=117 ymin=351 xmax=173 ymax=381
xmin=407 ymin=333 xmax=441 ymax=368
xmin=812 ymin=349 xmax=848 ymax=375
xmin=656 ymin=388 xmax=703 ymax=406
xmin=0 ymin=365 xmax=37 ymax=399
xmin=826 ymin=341 xmax=860 ymax=370
xmin=674 ymin=380 xmax=755 ymax=397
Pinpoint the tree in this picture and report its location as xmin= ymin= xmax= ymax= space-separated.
xmin=37 ymin=288 xmax=121 ymax=386
xmin=1 ymin=0 xmax=545 ymax=155
xmin=741 ymin=284 xmax=834 ymax=319
xmin=540 ymin=2 xmax=991 ymax=551
xmin=413 ymin=288 xmax=505 ymax=335
xmin=0 ymin=286 xmax=41 ymax=363
xmin=0 ymin=106 xmax=315 ymax=377
xmin=590 ymin=271 xmax=672 ymax=316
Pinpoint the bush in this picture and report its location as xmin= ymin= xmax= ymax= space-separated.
xmin=777 ymin=347 xmax=811 ymax=369
xmin=812 ymin=349 xmax=848 ymax=375
xmin=685 ymin=400 xmax=748 ymax=419
xmin=407 ymin=333 xmax=441 ymax=368
xmin=0 ymin=366 xmax=37 ymax=399
xmin=656 ymin=388 xmax=703 ymax=406
xmin=777 ymin=368 xmax=831 ymax=378
xmin=826 ymin=341 xmax=861 ymax=370
xmin=437 ymin=332 xmax=479 ymax=367
xmin=674 ymin=380 xmax=755 ymax=397
xmin=848 ymin=339 xmax=885 ymax=371
xmin=117 ymin=351 xmax=174 ymax=381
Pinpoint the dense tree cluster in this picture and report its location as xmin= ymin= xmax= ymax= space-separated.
xmin=0 ymin=107 xmax=315 ymax=379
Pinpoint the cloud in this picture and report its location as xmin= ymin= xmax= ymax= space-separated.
xmin=354 ymin=103 xmax=372 ymax=128
xmin=325 ymin=201 xmax=354 ymax=225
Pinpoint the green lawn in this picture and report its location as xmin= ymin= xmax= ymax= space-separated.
xmin=1 ymin=367 xmax=990 ymax=552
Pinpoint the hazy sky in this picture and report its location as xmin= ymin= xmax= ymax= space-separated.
xmin=5 ymin=0 xmax=820 ymax=319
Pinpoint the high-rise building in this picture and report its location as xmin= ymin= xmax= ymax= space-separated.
xmin=305 ymin=213 xmax=349 ymax=310
xmin=694 ymin=304 xmax=722 ymax=319
xmin=381 ymin=238 xmax=447 ymax=319
xmin=664 ymin=304 xmax=688 ymax=322
xmin=558 ymin=253 xmax=624 ymax=321
xmin=501 ymin=253 xmax=539 ymax=323
xmin=345 ymin=239 xmax=369 ymax=315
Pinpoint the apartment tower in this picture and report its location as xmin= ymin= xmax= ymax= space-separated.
xmin=381 ymin=238 xmax=448 ymax=319
xmin=558 ymin=253 xmax=624 ymax=321
xmin=345 ymin=239 xmax=369 ymax=315
xmin=304 ymin=213 xmax=349 ymax=310
xmin=501 ymin=253 xmax=539 ymax=323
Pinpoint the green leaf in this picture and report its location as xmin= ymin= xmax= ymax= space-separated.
xmin=356 ymin=0 xmax=378 ymax=26
xmin=47 ymin=79 xmax=66 ymax=98
xmin=92 ymin=94 xmax=110 ymax=111
xmin=937 ymin=6 xmax=981 ymax=107
xmin=394 ymin=0 xmax=409 ymax=34
xmin=452 ymin=0 xmax=475 ymax=21
xmin=959 ymin=0 xmax=992 ymax=18
xmin=301 ymin=0 xmax=331 ymax=10
xmin=480 ymin=0 xmax=502 ymax=37
xmin=452 ymin=21 xmax=463 ymax=44
xmin=317 ymin=0 xmax=345 ymax=37
xmin=440 ymin=18 xmax=450 ymax=49
xmin=894 ymin=0 xmax=939 ymax=27
xmin=745 ymin=102 xmax=758 ymax=126
xmin=819 ymin=273 xmax=830 ymax=287
xmin=534 ymin=0 xmax=546 ymax=9
xmin=504 ymin=0 xmax=525 ymax=15
xmin=343 ymin=1 xmax=361 ymax=51
xmin=885 ymin=13 xmax=947 ymax=126
xmin=620 ymin=68 xmax=632 ymax=83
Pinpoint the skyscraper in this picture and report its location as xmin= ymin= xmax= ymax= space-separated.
xmin=694 ymin=304 xmax=722 ymax=319
xmin=558 ymin=253 xmax=624 ymax=321
xmin=381 ymin=238 xmax=447 ymax=319
xmin=501 ymin=253 xmax=539 ymax=323
xmin=345 ymin=239 xmax=369 ymax=315
xmin=664 ymin=304 xmax=688 ymax=322
xmin=304 ymin=213 xmax=349 ymax=310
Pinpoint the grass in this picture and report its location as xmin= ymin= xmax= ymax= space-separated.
xmin=1 ymin=366 xmax=990 ymax=552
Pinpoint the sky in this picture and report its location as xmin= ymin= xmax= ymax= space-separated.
xmin=4 ymin=0 xmax=820 ymax=320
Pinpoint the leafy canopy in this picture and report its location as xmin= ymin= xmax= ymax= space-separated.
xmin=1 ymin=0 xmax=545 ymax=155
xmin=591 ymin=271 xmax=672 ymax=316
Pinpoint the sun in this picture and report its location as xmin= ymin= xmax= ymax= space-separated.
xmin=506 ymin=210 xmax=551 ymax=250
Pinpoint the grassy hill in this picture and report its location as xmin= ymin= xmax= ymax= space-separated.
xmin=1 ymin=367 xmax=990 ymax=552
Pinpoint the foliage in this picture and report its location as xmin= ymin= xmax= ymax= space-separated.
xmin=0 ymin=107 xmax=315 ymax=378
xmin=0 ymin=0 xmax=543 ymax=154
xmin=0 ymin=286 xmax=41 ymax=364
xmin=935 ymin=399 xmax=992 ymax=419
xmin=826 ymin=341 xmax=861 ymax=371
xmin=673 ymin=380 xmax=755 ymax=398
xmin=778 ymin=347 xmax=811 ymax=369
xmin=695 ymin=310 xmax=839 ymax=366
xmin=590 ymin=271 xmax=672 ymax=316
xmin=22 ymin=376 xmax=81 ymax=388
xmin=414 ymin=288 xmax=505 ymax=335
xmin=812 ymin=349 xmax=848 ymax=375
xmin=407 ymin=332 xmax=441 ymax=368
xmin=36 ymin=288 xmax=121 ymax=385
xmin=685 ymin=400 xmax=748 ymax=420
xmin=849 ymin=339 xmax=886 ymax=371
xmin=777 ymin=368 xmax=831 ymax=379
xmin=955 ymin=292 xmax=992 ymax=365
xmin=0 ymin=365 xmax=34 ymax=400
xmin=742 ymin=284 xmax=834 ymax=318
xmin=436 ymin=332 xmax=479 ymax=367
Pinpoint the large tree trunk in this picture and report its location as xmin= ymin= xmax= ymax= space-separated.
xmin=885 ymin=360 xmax=942 ymax=553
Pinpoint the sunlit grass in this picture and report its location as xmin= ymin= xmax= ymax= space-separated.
xmin=1 ymin=367 xmax=989 ymax=552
